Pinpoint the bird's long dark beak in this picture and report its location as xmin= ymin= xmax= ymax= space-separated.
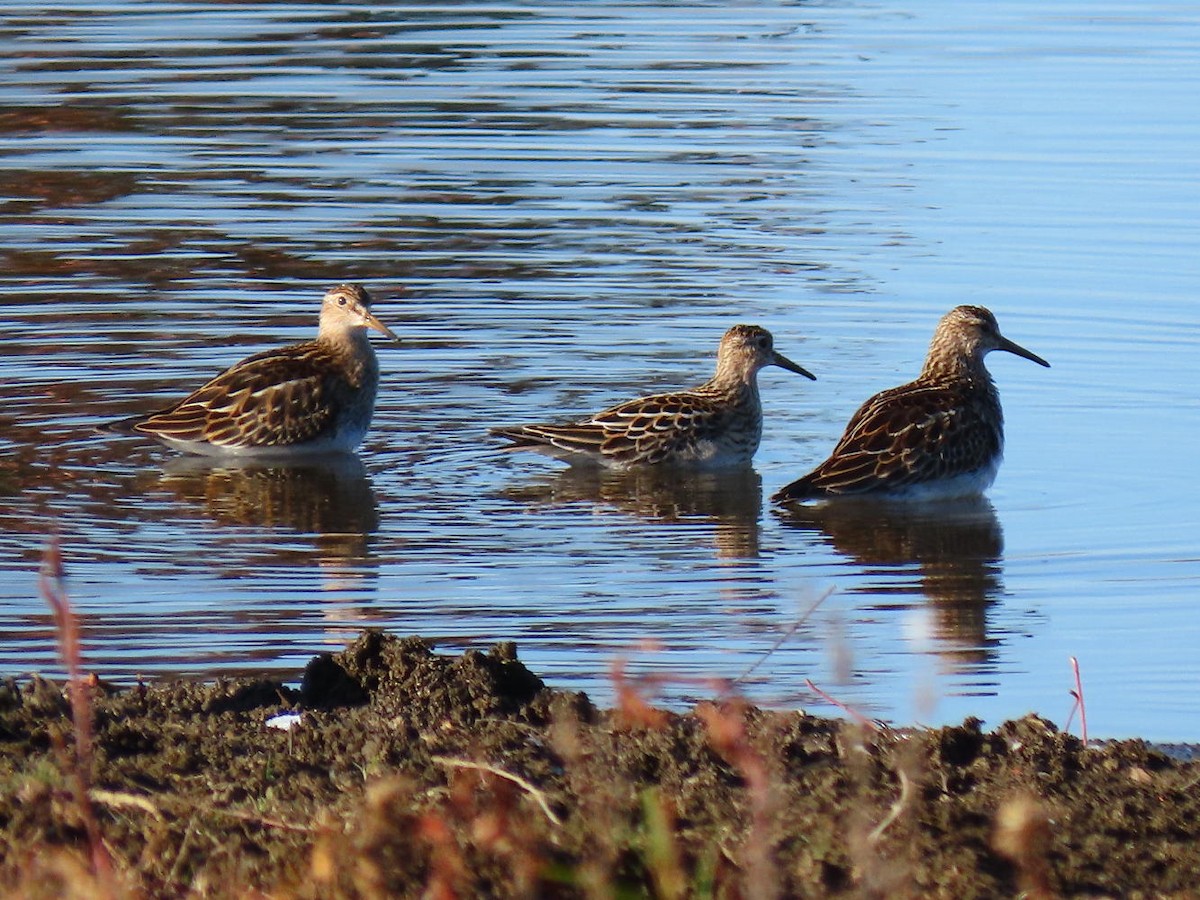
xmin=998 ymin=335 xmax=1049 ymax=368
xmin=772 ymin=350 xmax=816 ymax=380
xmin=364 ymin=311 xmax=401 ymax=343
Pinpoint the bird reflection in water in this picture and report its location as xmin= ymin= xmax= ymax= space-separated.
xmin=157 ymin=454 xmax=381 ymax=640
xmin=500 ymin=466 xmax=764 ymax=562
xmin=777 ymin=496 xmax=1004 ymax=671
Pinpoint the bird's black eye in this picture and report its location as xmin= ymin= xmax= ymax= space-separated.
xmin=337 ymin=296 xmax=348 ymax=307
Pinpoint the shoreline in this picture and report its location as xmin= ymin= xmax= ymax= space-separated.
xmin=3 ymin=630 xmax=1198 ymax=897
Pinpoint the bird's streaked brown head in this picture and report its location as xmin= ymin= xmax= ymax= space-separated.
xmin=923 ymin=305 xmax=1048 ymax=377
xmin=321 ymin=283 xmax=400 ymax=342
xmin=716 ymin=324 xmax=816 ymax=382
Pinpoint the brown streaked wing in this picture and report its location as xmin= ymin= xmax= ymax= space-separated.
xmin=134 ymin=343 xmax=346 ymax=447
xmin=802 ymin=381 xmax=1001 ymax=494
xmin=592 ymin=391 xmax=725 ymax=463
xmin=495 ymin=391 xmax=728 ymax=464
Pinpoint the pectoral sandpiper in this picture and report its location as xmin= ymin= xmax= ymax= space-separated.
xmin=102 ymin=284 xmax=399 ymax=457
xmin=492 ymin=324 xmax=815 ymax=469
xmin=773 ymin=305 xmax=1049 ymax=504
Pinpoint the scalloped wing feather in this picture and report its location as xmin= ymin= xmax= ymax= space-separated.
xmin=495 ymin=391 xmax=731 ymax=465
xmin=777 ymin=380 xmax=1001 ymax=500
xmin=131 ymin=343 xmax=347 ymax=448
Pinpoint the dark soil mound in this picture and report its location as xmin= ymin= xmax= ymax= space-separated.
xmin=2 ymin=632 xmax=1198 ymax=898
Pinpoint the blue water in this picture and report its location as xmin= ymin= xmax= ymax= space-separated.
xmin=1 ymin=1 xmax=1198 ymax=740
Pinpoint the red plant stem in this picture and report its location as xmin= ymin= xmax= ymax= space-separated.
xmin=39 ymin=538 xmax=116 ymax=887
xmin=804 ymin=678 xmax=877 ymax=732
xmin=1070 ymin=656 xmax=1087 ymax=747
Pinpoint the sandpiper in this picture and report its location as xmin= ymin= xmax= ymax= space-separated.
xmin=102 ymin=284 xmax=399 ymax=457
xmin=773 ymin=305 xmax=1049 ymax=504
xmin=492 ymin=324 xmax=815 ymax=468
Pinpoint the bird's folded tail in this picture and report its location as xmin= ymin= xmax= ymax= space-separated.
xmin=491 ymin=424 xmax=606 ymax=452
xmin=96 ymin=415 xmax=146 ymax=436
xmin=771 ymin=475 xmax=821 ymax=505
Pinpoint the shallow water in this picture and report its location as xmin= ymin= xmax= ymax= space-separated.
xmin=2 ymin=1 xmax=1198 ymax=740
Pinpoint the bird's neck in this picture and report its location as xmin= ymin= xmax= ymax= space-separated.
xmin=320 ymin=323 xmax=372 ymax=352
xmin=919 ymin=345 xmax=990 ymax=384
xmin=700 ymin=369 xmax=757 ymax=402
xmin=320 ymin=327 xmax=379 ymax=387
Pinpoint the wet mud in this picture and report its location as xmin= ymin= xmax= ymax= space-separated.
xmin=2 ymin=631 xmax=1198 ymax=898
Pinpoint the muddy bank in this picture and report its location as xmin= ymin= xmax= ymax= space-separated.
xmin=1 ymin=631 xmax=1198 ymax=898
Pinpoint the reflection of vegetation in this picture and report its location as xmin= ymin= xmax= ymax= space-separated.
xmin=0 ymin=104 xmax=137 ymax=134
xmin=0 ymin=3 xmax=858 ymax=295
xmin=0 ymin=171 xmax=138 ymax=213
xmin=0 ymin=455 xmax=20 ymax=497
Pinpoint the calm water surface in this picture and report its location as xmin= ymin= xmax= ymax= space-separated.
xmin=2 ymin=2 xmax=1198 ymax=740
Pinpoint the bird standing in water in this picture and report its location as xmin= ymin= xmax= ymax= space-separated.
xmin=492 ymin=324 xmax=815 ymax=469
xmin=102 ymin=283 xmax=399 ymax=457
xmin=773 ymin=305 xmax=1049 ymax=504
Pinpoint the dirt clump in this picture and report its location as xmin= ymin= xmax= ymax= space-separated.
xmin=1 ymin=630 xmax=1199 ymax=898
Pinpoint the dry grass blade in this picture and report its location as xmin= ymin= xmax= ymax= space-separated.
xmin=205 ymin=807 xmax=317 ymax=834
xmin=736 ymin=587 xmax=834 ymax=685
xmin=866 ymin=768 xmax=911 ymax=845
xmin=430 ymin=755 xmax=563 ymax=827
xmin=89 ymin=790 xmax=165 ymax=822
